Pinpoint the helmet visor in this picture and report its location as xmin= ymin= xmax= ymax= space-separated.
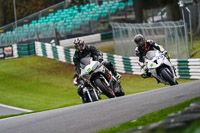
xmin=74 ymin=43 xmax=85 ymax=52
xmin=135 ymin=39 xmax=144 ymax=47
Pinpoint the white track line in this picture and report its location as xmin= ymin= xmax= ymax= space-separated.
xmin=0 ymin=104 xmax=32 ymax=112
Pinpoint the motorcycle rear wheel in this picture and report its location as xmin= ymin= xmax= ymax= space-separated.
xmin=94 ymin=78 xmax=115 ymax=98
xmin=161 ymin=68 xmax=177 ymax=86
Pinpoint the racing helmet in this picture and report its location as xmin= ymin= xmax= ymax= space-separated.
xmin=73 ymin=38 xmax=85 ymax=52
xmin=134 ymin=34 xmax=145 ymax=47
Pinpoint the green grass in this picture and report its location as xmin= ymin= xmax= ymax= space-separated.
xmin=190 ymin=35 xmax=200 ymax=58
xmin=98 ymin=44 xmax=115 ymax=54
xmin=97 ymin=97 xmax=200 ymax=133
xmin=0 ymin=56 xmax=79 ymax=111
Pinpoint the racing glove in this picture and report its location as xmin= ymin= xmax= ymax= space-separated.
xmin=73 ymin=76 xmax=78 ymax=86
xmin=138 ymin=61 xmax=145 ymax=68
xmin=97 ymin=56 xmax=103 ymax=63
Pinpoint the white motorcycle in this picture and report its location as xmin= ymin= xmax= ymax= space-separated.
xmin=79 ymin=56 xmax=125 ymax=100
xmin=145 ymin=50 xmax=178 ymax=86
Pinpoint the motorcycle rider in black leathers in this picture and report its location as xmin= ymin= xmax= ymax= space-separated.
xmin=72 ymin=38 xmax=121 ymax=103
xmin=134 ymin=34 xmax=169 ymax=79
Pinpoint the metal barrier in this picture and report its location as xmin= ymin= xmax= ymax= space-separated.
xmin=110 ymin=21 xmax=190 ymax=59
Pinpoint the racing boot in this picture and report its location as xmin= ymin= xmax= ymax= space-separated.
xmin=115 ymin=73 xmax=121 ymax=79
xmin=155 ymin=78 xmax=161 ymax=84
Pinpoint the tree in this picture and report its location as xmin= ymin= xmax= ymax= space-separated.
xmin=196 ymin=1 xmax=200 ymax=34
xmin=164 ymin=0 xmax=181 ymax=21
xmin=0 ymin=0 xmax=63 ymax=28
xmin=157 ymin=0 xmax=181 ymax=21
xmin=133 ymin=0 xmax=144 ymax=23
xmin=69 ymin=0 xmax=89 ymax=7
xmin=0 ymin=0 xmax=14 ymax=27
xmin=0 ymin=0 xmax=4 ymax=26
xmin=132 ymin=0 xmax=182 ymax=23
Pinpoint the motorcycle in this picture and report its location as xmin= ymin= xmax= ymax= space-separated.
xmin=79 ymin=56 xmax=125 ymax=99
xmin=145 ymin=50 xmax=178 ymax=86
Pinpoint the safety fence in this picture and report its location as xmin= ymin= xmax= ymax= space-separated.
xmin=3 ymin=42 xmax=200 ymax=79
xmin=110 ymin=21 xmax=190 ymax=59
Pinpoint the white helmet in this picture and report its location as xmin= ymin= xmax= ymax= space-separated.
xmin=73 ymin=38 xmax=85 ymax=52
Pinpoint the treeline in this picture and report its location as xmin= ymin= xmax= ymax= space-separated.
xmin=0 ymin=0 xmax=63 ymax=27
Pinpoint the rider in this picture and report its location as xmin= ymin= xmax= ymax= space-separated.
xmin=72 ymin=38 xmax=121 ymax=102
xmin=134 ymin=34 xmax=169 ymax=78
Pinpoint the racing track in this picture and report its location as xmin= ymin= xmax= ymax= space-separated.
xmin=0 ymin=80 xmax=200 ymax=133
xmin=0 ymin=104 xmax=32 ymax=116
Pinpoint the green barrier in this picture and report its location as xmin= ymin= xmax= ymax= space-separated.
xmin=177 ymin=59 xmax=190 ymax=79
xmin=123 ymin=56 xmax=132 ymax=74
xmin=107 ymin=54 xmax=115 ymax=67
xmin=17 ymin=42 xmax=35 ymax=57
xmin=41 ymin=43 xmax=47 ymax=57
xmin=64 ymin=48 xmax=71 ymax=62
xmin=52 ymin=46 xmax=58 ymax=59
xmin=101 ymin=31 xmax=113 ymax=40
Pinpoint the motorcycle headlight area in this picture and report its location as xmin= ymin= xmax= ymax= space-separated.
xmin=82 ymin=74 xmax=91 ymax=81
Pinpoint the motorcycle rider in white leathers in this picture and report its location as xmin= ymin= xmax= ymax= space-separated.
xmin=134 ymin=34 xmax=169 ymax=79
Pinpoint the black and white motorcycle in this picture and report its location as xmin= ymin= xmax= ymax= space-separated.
xmin=79 ymin=56 xmax=125 ymax=101
xmin=145 ymin=50 xmax=178 ymax=86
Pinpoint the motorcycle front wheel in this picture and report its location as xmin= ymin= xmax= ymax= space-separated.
xmin=161 ymin=68 xmax=178 ymax=86
xmin=89 ymin=90 xmax=98 ymax=102
xmin=94 ymin=78 xmax=115 ymax=98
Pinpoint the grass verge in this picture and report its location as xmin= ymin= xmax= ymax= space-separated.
xmin=0 ymin=56 xmax=79 ymax=111
xmin=97 ymin=97 xmax=200 ymax=133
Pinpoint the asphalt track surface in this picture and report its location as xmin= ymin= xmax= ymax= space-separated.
xmin=0 ymin=80 xmax=200 ymax=133
xmin=0 ymin=104 xmax=32 ymax=116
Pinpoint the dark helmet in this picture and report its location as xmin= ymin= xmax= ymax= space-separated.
xmin=134 ymin=34 xmax=145 ymax=47
xmin=73 ymin=38 xmax=85 ymax=52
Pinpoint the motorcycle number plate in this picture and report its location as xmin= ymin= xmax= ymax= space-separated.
xmin=156 ymin=55 xmax=163 ymax=60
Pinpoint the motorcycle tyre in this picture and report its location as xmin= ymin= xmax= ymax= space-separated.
xmin=89 ymin=91 xmax=98 ymax=102
xmin=94 ymin=78 xmax=115 ymax=98
xmin=161 ymin=68 xmax=177 ymax=86
xmin=81 ymin=96 xmax=88 ymax=104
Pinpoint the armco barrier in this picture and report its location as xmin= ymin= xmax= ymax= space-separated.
xmin=35 ymin=41 xmax=75 ymax=64
xmin=9 ymin=41 xmax=200 ymax=79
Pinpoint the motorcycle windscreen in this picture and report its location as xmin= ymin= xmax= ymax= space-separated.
xmin=146 ymin=51 xmax=156 ymax=60
xmin=80 ymin=56 xmax=92 ymax=69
